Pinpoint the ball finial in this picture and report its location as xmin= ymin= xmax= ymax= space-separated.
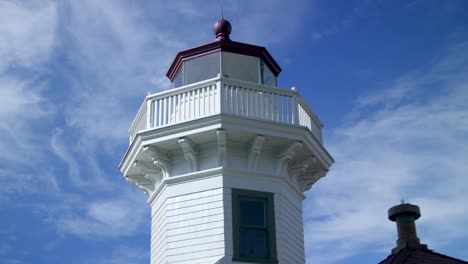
xmin=213 ymin=18 xmax=232 ymax=41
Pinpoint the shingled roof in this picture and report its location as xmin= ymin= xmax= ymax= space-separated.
xmin=379 ymin=248 xmax=468 ymax=264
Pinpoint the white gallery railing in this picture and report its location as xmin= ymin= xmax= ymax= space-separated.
xmin=129 ymin=76 xmax=323 ymax=143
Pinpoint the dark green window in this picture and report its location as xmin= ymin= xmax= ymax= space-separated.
xmin=232 ymin=189 xmax=278 ymax=263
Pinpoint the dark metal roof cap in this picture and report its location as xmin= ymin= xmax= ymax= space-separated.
xmin=213 ymin=18 xmax=232 ymax=41
xmin=388 ymin=203 xmax=421 ymax=221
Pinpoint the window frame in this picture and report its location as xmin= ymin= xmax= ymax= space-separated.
xmin=232 ymin=188 xmax=278 ymax=263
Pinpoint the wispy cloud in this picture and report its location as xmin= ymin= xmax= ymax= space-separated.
xmin=0 ymin=0 xmax=57 ymax=72
xmin=0 ymin=1 xmax=58 ymax=204
xmin=50 ymin=128 xmax=84 ymax=186
xmin=0 ymin=0 xmax=56 ymax=162
xmin=53 ymin=193 xmax=148 ymax=239
xmin=304 ymin=42 xmax=468 ymax=263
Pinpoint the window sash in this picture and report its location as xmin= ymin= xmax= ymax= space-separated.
xmin=232 ymin=189 xmax=278 ymax=263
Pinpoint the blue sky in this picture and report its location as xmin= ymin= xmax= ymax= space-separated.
xmin=1 ymin=1 xmax=467 ymax=263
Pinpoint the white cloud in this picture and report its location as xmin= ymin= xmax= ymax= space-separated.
xmin=55 ymin=193 xmax=149 ymax=239
xmin=0 ymin=0 xmax=57 ymax=72
xmin=50 ymin=128 xmax=84 ymax=186
xmin=0 ymin=78 xmax=46 ymax=121
xmin=0 ymin=77 xmax=52 ymax=164
xmin=0 ymin=0 xmax=56 ymax=165
xmin=304 ymin=42 xmax=468 ymax=263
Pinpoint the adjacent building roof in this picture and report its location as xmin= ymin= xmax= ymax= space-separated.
xmin=380 ymin=203 xmax=468 ymax=264
xmin=379 ymin=248 xmax=468 ymax=264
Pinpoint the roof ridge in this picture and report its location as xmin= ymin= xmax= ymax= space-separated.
xmin=425 ymin=249 xmax=468 ymax=263
xmin=378 ymin=249 xmax=404 ymax=264
xmin=397 ymin=248 xmax=414 ymax=263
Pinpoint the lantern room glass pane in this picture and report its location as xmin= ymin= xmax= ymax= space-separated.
xmin=261 ymin=61 xmax=276 ymax=86
xmin=171 ymin=66 xmax=183 ymax=88
xmin=184 ymin=52 xmax=220 ymax=85
xmin=222 ymin=52 xmax=259 ymax=83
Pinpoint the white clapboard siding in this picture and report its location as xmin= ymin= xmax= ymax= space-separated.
xmin=276 ymin=192 xmax=306 ymax=264
xmin=151 ymin=200 xmax=168 ymax=264
xmin=151 ymin=188 xmax=225 ymax=264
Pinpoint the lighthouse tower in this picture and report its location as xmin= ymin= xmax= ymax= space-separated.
xmin=119 ymin=19 xmax=334 ymax=264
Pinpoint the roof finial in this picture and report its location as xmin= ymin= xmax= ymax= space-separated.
xmin=213 ymin=17 xmax=232 ymax=41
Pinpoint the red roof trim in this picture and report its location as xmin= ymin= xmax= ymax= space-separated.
xmin=166 ymin=40 xmax=282 ymax=80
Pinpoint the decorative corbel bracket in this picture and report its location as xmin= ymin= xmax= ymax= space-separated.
xmin=276 ymin=141 xmax=303 ymax=177
xmin=217 ymin=129 xmax=226 ymax=166
xmin=143 ymin=145 xmax=171 ymax=178
xmin=125 ymin=174 xmax=154 ymax=195
xmin=248 ymin=135 xmax=266 ymax=171
xmin=178 ymin=137 xmax=199 ymax=172
xmin=290 ymin=156 xmax=317 ymax=184
xmin=127 ymin=160 xmax=163 ymax=196
xmin=299 ymin=169 xmax=327 ymax=192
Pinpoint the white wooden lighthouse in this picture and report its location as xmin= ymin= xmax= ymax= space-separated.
xmin=119 ymin=19 xmax=334 ymax=264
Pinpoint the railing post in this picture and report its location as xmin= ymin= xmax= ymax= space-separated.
xmin=291 ymin=87 xmax=299 ymax=125
xmin=217 ymin=73 xmax=225 ymax=114
xmin=146 ymin=98 xmax=153 ymax=129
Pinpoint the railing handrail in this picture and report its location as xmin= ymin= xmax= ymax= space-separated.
xmin=128 ymin=98 xmax=147 ymax=134
xmin=128 ymin=76 xmax=323 ymax=143
xmin=297 ymin=97 xmax=323 ymax=128
xmin=146 ymin=76 xmax=220 ymax=101
xmin=221 ymin=77 xmax=295 ymax=97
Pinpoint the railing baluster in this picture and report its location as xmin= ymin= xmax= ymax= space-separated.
xmin=275 ymin=94 xmax=280 ymax=122
xmin=213 ymin=85 xmax=217 ymax=114
xmin=214 ymin=85 xmax=218 ymax=113
xmin=146 ymin=99 xmax=152 ymax=129
xmin=229 ymin=85 xmax=234 ymax=114
xmin=292 ymin=93 xmax=299 ymax=125
xmin=134 ymin=81 xmax=319 ymax=141
xmin=177 ymin=94 xmax=180 ymax=123
xmin=191 ymin=90 xmax=194 ymax=119
xmin=234 ymin=86 xmax=237 ymax=115
xmin=268 ymin=93 xmax=272 ymax=120
xmin=247 ymin=88 xmax=250 ymax=116
xmin=199 ymin=88 xmax=203 ymax=117
xmin=200 ymin=87 xmax=206 ymax=116
xmin=207 ymin=86 xmax=211 ymax=115
xmin=194 ymin=89 xmax=199 ymax=118
xmin=157 ymin=99 xmax=162 ymax=127
xmin=168 ymin=96 xmax=173 ymax=125
xmin=162 ymin=97 xmax=167 ymax=126
xmin=181 ymin=92 xmax=185 ymax=122
xmin=257 ymin=92 xmax=261 ymax=119
xmin=238 ymin=87 xmax=242 ymax=115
